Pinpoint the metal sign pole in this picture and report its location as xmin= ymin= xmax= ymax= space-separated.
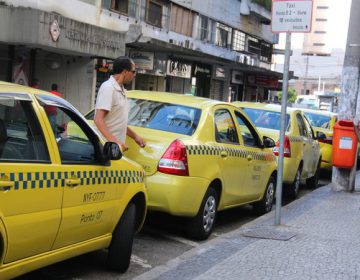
xmin=275 ymin=32 xmax=292 ymax=225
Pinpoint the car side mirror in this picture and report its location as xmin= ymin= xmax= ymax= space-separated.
xmin=316 ymin=131 xmax=326 ymax=140
xmin=103 ymin=142 xmax=122 ymax=160
xmin=263 ymin=136 xmax=276 ymax=148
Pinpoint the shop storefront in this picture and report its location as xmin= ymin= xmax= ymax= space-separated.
xmin=0 ymin=5 xmax=126 ymax=113
xmin=192 ymin=62 xmax=212 ymax=98
xmin=166 ymin=58 xmax=192 ymax=94
xmin=210 ymin=66 xmax=227 ymax=101
xmin=129 ymin=50 xmax=167 ymax=92
xmin=243 ymin=74 xmax=281 ymax=102
xmin=230 ymin=70 xmax=244 ymax=101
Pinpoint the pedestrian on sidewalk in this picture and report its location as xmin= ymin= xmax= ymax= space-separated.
xmin=45 ymin=83 xmax=63 ymax=134
xmin=94 ymin=56 xmax=145 ymax=152
xmin=30 ymin=78 xmax=40 ymax=89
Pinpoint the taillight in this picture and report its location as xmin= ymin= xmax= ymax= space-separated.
xmin=318 ymin=136 xmax=333 ymax=145
xmin=158 ymin=140 xmax=189 ymax=176
xmin=273 ymin=135 xmax=291 ymax=157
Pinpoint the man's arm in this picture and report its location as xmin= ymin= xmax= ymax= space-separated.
xmin=127 ymin=126 xmax=146 ymax=147
xmin=94 ymin=109 xmax=128 ymax=151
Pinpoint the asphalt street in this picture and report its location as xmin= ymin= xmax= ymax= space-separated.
xmin=14 ymin=175 xmax=331 ymax=280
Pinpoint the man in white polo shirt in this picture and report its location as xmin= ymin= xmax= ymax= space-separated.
xmin=94 ymin=56 xmax=145 ymax=151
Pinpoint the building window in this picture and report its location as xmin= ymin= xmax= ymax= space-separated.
xmin=199 ymin=15 xmax=209 ymax=41
xmin=197 ymin=16 xmax=215 ymax=43
xmin=147 ymin=0 xmax=163 ymax=28
xmin=111 ymin=0 xmax=129 ymax=14
xmin=260 ymin=42 xmax=272 ymax=62
xmin=170 ymin=4 xmax=194 ymax=37
xmin=315 ymin=18 xmax=328 ymax=22
xmin=232 ymin=30 xmax=246 ymax=52
xmin=216 ymin=23 xmax=232 ymax=48
xmin=248 ymin=36 xmax=261 ymax=55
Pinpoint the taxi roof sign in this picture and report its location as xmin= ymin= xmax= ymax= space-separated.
xmin=271 ymin=0 xmax=313 ymax=33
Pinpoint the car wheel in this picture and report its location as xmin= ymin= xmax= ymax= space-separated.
xmin=187 ymin=187 xmax=218 ymax=240
xmin=106 ymin=203 xmax=136 ymax=272
xmin=306 ymin=160 xmax=321 ymax=189
xmin=253 ymin=175 xmax=275 ymax=215
xmin=286 ymin=167 xmax=301 ymax=199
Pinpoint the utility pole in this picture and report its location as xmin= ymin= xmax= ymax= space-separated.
xmin=303 ymin=55 xmax=309 ymax=95
xmin=332 ymin=0 xmax=360 ymax=192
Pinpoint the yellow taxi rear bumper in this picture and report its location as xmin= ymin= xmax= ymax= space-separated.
xmin=145 ymin=172 xmax=210 ymax=217
xmin=282 ymin=157 xmax=301 ymax=184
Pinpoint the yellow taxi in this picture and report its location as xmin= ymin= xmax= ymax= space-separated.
xmin=0 ymin=82 xmax=147 ymax=279
xmin=116 ymin=90 xmax=277 ymax=240
xmin=233 ymin=102 xmax=324 ymax=199
xmin=301 ymin=108 xmax=337 ymax=170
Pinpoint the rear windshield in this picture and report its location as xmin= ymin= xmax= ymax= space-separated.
xmin=242 ymin=107 xmax=290 ymax=130
xmin=303 ymin=112 xmax=331 ymax=128
xmin=128 ymin=98 xmax=201 ymax=135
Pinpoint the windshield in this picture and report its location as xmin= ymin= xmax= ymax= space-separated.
xmin=128 ymin=98 xmax=201 ymax=136
xmin=242 ymin=107 xmax=290 ymax=130
xmin=303 ymin=112 xmax=331 ymax=128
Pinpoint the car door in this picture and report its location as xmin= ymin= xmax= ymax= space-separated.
xmin=213 ymin=107 xmax=249 ymax=205
xmin=296 ymin=113 xmax=313 ymax=178
xmin=303 ymin=114 xmax=320 ymax=174
xmin=0 ymin=93 xmax=62 ymax=263
xmin=234 ymin=110 xmax=269 ymax=200
xmin=36 ymin=94 xmax=121 ymax=249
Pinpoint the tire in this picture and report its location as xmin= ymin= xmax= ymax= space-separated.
xmin=106 ymin=203 xmax=136 ymax=272
xmin=187 ymin=187 xmax=218 ymax=241
xmin=253 ymin=176 xmax=275 ymax=215
xmin=286 ymin=167 xmax=301 ymax=199
xmin=306 ymin=159 xmax=321 ymax=189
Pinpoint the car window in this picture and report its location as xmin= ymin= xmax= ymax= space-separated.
xmin=214 ymin=109 xmax=239 ymax=144
xmin=303 ymin=115 xmax=315 ymax=139
xmin=303 ymin=112 xmax=331 ymax=128
xmin=85 ymin=110 xmax=95 ymax=120
xmin=235 ymin=111 xmax=261 ymax=147
xmin=242 ymin=107 xmax=290 ymax=131
xmin=0 ymin=98 xmax=50 ymax=162
xmin=38 ymin=95 xmax=100 ymax=164
xmin=128 ymin=98 xmax=201 ymax=136
xmin=296 ymin=114 xmax=308 ymax=137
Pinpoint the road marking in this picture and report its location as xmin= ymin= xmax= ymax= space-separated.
xmin=159 ymin=233 xmax=200 ymax=247
xmin=131 ymin=255 xmax=152 ymax=268
xmin=145 ymin=226 xmax=201 ymax=247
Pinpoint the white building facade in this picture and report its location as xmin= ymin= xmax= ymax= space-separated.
xmin=0 ymin=0 xmax=281 ymax=113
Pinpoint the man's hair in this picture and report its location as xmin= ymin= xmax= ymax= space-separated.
xmin=112 ymin=56 xmax=134 ymax=74
xmin=51 ymin=83 xmax=58 ymax=91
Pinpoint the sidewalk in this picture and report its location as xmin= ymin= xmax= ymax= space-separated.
xmin=134 ymin=178 xmax=360 ymax=280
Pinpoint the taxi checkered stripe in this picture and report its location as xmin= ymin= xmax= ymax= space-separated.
xmin=0 ymin=170 xmax=144 ymax=191
xmin=186 ymin=145 xmax=276 ymax=162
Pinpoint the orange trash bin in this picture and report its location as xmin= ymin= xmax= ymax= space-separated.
xmin=332 ymin=120 xmax=357 ymax=168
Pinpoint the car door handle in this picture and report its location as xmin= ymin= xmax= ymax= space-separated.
xmin=220 ymin=151 xmax=228 ymax=158
xmin=66 ymin=178 xmax=81 ymax=187
xmin=0 ymin=181 xmax=14 ymax=191
xmin=247 ymin=154 xmax=253 ymax=161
